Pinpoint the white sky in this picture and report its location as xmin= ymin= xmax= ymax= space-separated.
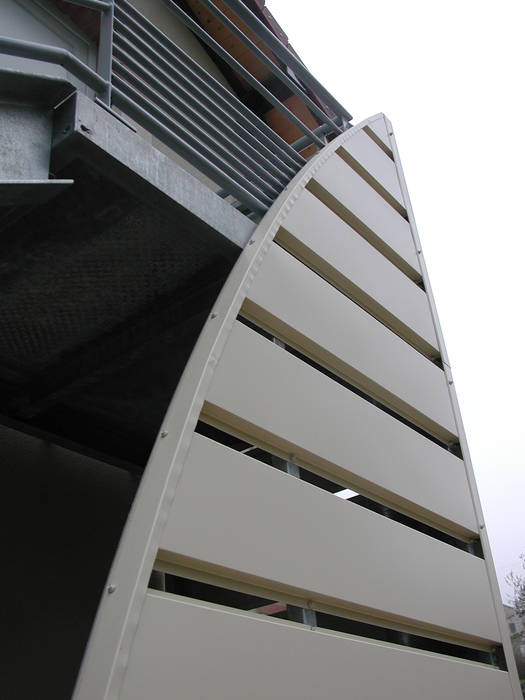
xmin=268 ymin=0 xmax=525 ymax=601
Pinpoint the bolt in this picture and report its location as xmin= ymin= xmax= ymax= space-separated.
xmin=107 ymin=584 xmax=117 ymax=594
xmin=160 ymin=431 xmax=168 ymax=438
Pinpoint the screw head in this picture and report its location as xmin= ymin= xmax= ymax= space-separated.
xmin=107 ymin=584 xmax=117 ymax=594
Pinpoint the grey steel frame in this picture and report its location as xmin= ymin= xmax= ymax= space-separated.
xmin=0 ymin=0 xmax=351 ymax=214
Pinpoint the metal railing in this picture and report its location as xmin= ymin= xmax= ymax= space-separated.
xmin=0 ymin=0 xmax=352 ymax=216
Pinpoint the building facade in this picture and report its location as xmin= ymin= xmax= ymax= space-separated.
xmin=1 ymin=1 xmax=521 ymax=698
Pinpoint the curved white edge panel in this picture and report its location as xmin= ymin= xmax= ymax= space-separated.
xmin=204 ymin=320 xmax=476 ymax=537
xmin=119 ymin=593 xmax=514 ymax=700
xmin=276 ymin=189 xmax=439 ymax=357
xmin=160 ymin=434 xmax=499 ymax=644
xmin=309 ymin=155 xmax=420 ymax=279
xmin=72 ymin=114 xmax=520 ymax=700
xmin=244 ymin=242 xmax=457 ymax=441
xmin=337 ymin=127 xmax=405 ymax=210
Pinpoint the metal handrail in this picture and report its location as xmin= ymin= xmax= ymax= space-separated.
xmin=164 ymin=0 xmax=325 ymax=148
xmin=115 ymin=0 xmax=306 ymax=177
xmin=1 ymin=0 xmax=352 ymax=215
xmin=0 ymin=36 xmax=108 ymax=92
xmin=111 ymin=30 xmax=292 ymax=183
xmin=195 ymin=0 xmax=343 ymax=137
xmin=219 ymin=0 xmax=353 ymax=122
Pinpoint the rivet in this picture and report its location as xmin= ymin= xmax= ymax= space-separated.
xmin=417 ymin=249 xmax=422 ymax=254
xmin=160 ymin=430 xmax=168 ymax=438
xmin=480 ymin=524 xmax=485 ymax=529
xmin=448 ymin=379 xmax=453 ymax=385
xmin=210 ymin=312 xmax=217 ymax=319
xmin=248 ymin=239 xmax=255 ymax=245
xmin=107 ymin=584 xmax=117 ymax=594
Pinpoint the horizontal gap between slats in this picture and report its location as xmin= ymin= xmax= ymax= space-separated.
xmin=336 ymin=147 xmax=407 ymax=218
xmin=148 ymin=570 xmax=501 ymax=667
xmin=306 ymin=179 xmax=421 ymax=283
xmin=363 ymin=124 xmax=394 ymax=159
xmin=274 ymin=231 xmax=436 ymax=360
xmin=236 ymin=315 xmax=461 ymax=457
xmin=195 ymin=419 xmax=477 ymax=553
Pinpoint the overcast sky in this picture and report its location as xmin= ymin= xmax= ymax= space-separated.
xmin=268 ymin=0 xmax=525 ymax=601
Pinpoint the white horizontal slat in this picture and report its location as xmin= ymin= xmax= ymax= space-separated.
xmin=244 ymin=243 xmax=456 ymax=441
xmin=277 ymin=189 xmax=438 ymax=356
xmin=119 ymin=593 xmax=513 ymax=700
xmin=309 ymin=154 xmax=420 ymax=279
xmin=204 ymin=321 xmax=477 ymax=537
xmin=338 ymin=127 xmax=405 ymax=210
xmin=160 ymin=434 xmax=499 ymax=643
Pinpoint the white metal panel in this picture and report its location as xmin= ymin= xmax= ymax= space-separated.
xmin=310 ymin=154 xmax=420 ymax=279
xmin=338 ymin=128 xmax=405 ymax=208
xmin=277 ymin=189 xmax=438 ymax=356
xmin=244 ymin=243 xmax=456 ymax=441
xmin=119 ymin=593 xmax=513 ymax=700
xmin=161 ymin=434 xmax=499 ymax=643
xmin=204 ymin=321 xmax=477 ymax=536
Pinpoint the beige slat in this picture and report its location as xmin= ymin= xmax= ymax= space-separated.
xmin=243 ymin=243 xmax=456 ymax=441
xmin=308 ymin=154 xmax=420 ymax=279
xmin=277 ymin=189 xmax=438 ymax=357
xmin=160 ymin=434 xmax=499 ymax=643
xmin=119 ymin=592 xmax=513 ymax=700
xmin=203 ymin=321 xmax=477 ymax=537
xmin=337 ymin=126 xmax=405 ymax=213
